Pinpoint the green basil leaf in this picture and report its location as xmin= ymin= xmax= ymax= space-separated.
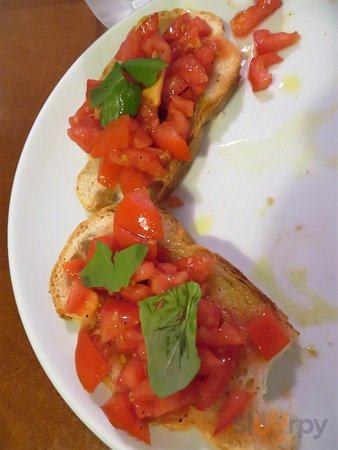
xmin=113 ymin=243 xmax=148 ymax=288
xmin=100 ymin=77 xmax=128 ymax=126
xmin=88 ymin=61 xmax=142 ymax=127
xmin=89 ymin=62 xmax=124 ymax=108
xmin=139 ymin=281 xmax=202 ymax=398
xmin=80 ymin=241 xmax=148 ymax=293
xmin=121 ymin=57 xmax=167 ymax=87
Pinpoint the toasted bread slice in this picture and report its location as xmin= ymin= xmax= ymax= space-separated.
xmin=49 ymin=205 xmax=298 ymax=449
xmin=76 ymin=10 xmax=241 ymax=212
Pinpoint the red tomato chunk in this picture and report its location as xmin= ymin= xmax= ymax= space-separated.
xmin=231 ymin=0 xmax=283 ymax=38
xmin=253 ymin=29 xmax=300 ymax=54
xmin=248 ymin=52 xmax=283 ymax=92
xmin=214 ymin=390 xmax=251 ymax=434
xmin=246 ymin=306 xmax=290 ymax=360
xmin=75 ymin=329 xmax=110 ymax=393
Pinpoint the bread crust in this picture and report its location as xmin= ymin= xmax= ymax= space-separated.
xmin=76 ymin=9 xmax=241 ymax=211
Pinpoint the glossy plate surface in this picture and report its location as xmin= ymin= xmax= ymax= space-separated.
xmin=8 ymin=0 xmax=338 ymax=448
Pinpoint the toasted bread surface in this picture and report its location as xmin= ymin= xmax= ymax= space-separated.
xmin=76 ymin=9 xmax=241 ymax=211
xmin=49 ymin=205 xmax=298 ymax=449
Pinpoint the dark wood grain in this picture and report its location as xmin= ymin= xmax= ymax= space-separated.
xmin=0 ymin=1 xmax=108 ymax=448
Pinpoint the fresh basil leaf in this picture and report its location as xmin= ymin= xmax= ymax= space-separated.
xmin=121 ymin=57 xmax=167 ymax=87
xmin=139 ymin=281 xmax=202 ymax=398
xmin=100 ymin=77 xmax=128 ymax=126
xmin=120 ymin=82 xmax=142 ymax=116
xmin=88 ymin=61 xmax=142 ymax=126
xmin=113 ymin=243 xmax=148 ymax=288
xmin=80 ymin=241 xmax=148 ymax=293
xmin=89 ymin=62 xmax=124 ymax=108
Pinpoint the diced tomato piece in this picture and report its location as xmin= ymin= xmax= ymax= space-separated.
xmin=86 ymin=235 xmax=116 ymax=261
xmin=153 ymin=392 xmax=183 ymax=417
xmin=117 ymin=358 xmax=146 ymax=392
xmin=65 ymin=280 xmax=99 ymax=317
xmin=197 ymin=322 xmax=247 ymax=348
xmin=150 ymin=269 xmax=188 ymax=293
xmin=129 ymin=117 xmax=153 ymax=148
xmin=254 ymin=29 xmax=301 ymax=54
xmin=132 ymin=399 xmax=156 ymax=419
xmin=114 ymin=189 xmax=163 ymax=244
xmin=119 ymin=167 xmax=152 ymax=195
xmin=214 ymin=390 xmax=251 ymax=434
xmin=171 ymin=271 xmax=190 ymax=287
xmin=107 ymin=147 xmax=166 ymax=178
xmin=67 ymin=114 xmax=102 ymax=153
xmin=62 ymin=258 xmax=86 ymax=279
xmin=75 ymin=329 xmax=110 ymax=392
xmin=202 ymin=37 xmax=224 ymax=54
xmin=165 ymin=195 xmax=184 ymax=208
xmin=137 ymin=342 xmax=147 ymax=361
xmin=180 ymin=87 xmax=197 ymax=101
xmin=248 ymin=52 xmax=283 ymax=92
xmin=137 ymin=98 xmax=160 ymax=135
xmin=133 ymin=391 xmax=186 ymax=419
xmin=156 ymin=262 xmax=177 ymax=275
xmin=169 ymin=95 xmax=194 ymax=117
xmin=180 ymin=380 xmax=199 ymax=406
xmin=171 ymin=54 xmax=208 ymax=88
xmin=144 ymin=241 xmax=158 ymax=262
xmin=192 ymin=82 xmax=207 ymax=98
xmin=230 ymin=0 xmax=283 ymax=38
xmin=136 ymin=12 xmax=159 ymax=42
xmin=197 ymin=299 xmax=221 ymax=329
xmin=167 ymin=108 xmax=190 ymax=140
xmin=150 ymin=271 xmax=174 ymax=294
xmin=196 ymin=348 xmax=238 ymax=410
xmin=130 ymin=377 xmax=155 ymax=402
xmin=98 ymin=156 xmax=121 ymax=191
xmin=115 ymin=29 xmax=146 ymax=61
xmin=120 ymin=284 xmax=153 ymax=304
xmin=142 ymin=34 xmax=172 ymax=64
xmin=179 ymin=27 xmax=202 ymax=54
xmin=247 ymin=306 xmax=290 ymax=360
xmin=198 ymin=347 xmax=225 ymax=375
xmin=162 ymin=13 xmax=191 ymax=43
xmin=187 ymin=16 xmax=212 ymax=37
xmin=100 ymin=298 xmax=140 ymax=343
xmin=102 ymin=393 xmax=150 ymax=444
xmin=132 ymin=261 xmax=156 ymax=282
xmin=156 ymin=244 xmax=172 ymax=263
xmin=170 ymin=40 xmax=184 ymax=61
xmin=194 ymin=45 xmax=215 ymax=74
xmin=173 ymin=255 xmax=215 ymax=284
xmin=152 ymin=121 xmax=191 ymax=161
xmin=70 ymin=100 xmax=93 ymax=120
xmin=113 ymin=226 xmax=143 ymax=250
xmin=91 ymin=115 xmax=130 ymax=157
xmin=115 ymin=326 xmax=144 ymax=354
xmin=162 ymin=73 xmax=188 ymax=107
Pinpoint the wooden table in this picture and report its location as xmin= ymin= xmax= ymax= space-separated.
xmin=0 ymin=1 xmax=108 ymax=448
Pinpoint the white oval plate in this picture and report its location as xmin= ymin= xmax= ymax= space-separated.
xmin=8 ymin=0 xmax=338 ymax=449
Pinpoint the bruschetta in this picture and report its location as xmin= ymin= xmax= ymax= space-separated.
xmin=50 ymin=190 xmax=298 ymax=449
xmin=68 ymin=9 xmax=241 ymax=212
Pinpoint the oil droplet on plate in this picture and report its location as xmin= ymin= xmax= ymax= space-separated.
xmin=303 ymin=345 xmax=318 ymax=358
xmin=278 ymin=75 xmax=302 ymax=94
xmin=194 ymin=213 xmax=214 ymax=236
xmin=267 ymin=197 xmax=274 ymax=206
xmin=251 ymin=257 xmax=338 ymax=326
